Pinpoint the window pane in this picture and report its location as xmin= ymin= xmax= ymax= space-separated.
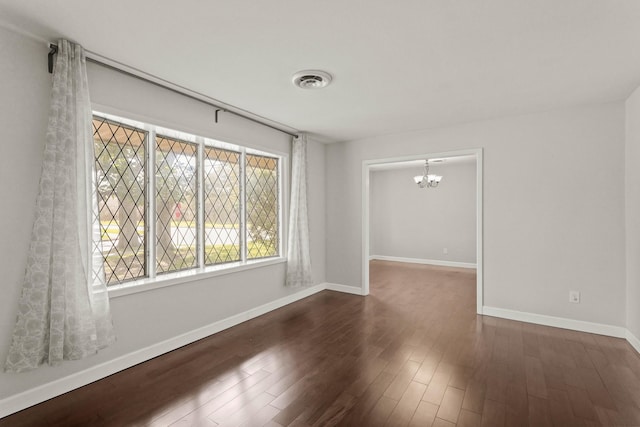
xmin=204 ymin=147 xmax=241 ymax=265
xmin=156 ymin=136 xmax=198 ymax=274
xmin=246 ymin=154 xmax=279 ymax=259
xmin=93 ymin=117 xmax=147 ymax=285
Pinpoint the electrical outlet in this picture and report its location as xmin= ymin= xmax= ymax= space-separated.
xmin=443 ymin=248 xmax=448 ymax=255
xmin=569 ymin=291 xmax=580 ymax=303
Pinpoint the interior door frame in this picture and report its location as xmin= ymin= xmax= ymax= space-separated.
xmin=361 ymin=148 xmax=484 ymax=314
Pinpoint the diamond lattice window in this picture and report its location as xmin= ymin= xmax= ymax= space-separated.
xmin=91 ymin=112 xmax=281 ymax=288
xmin=156 ymin=136 xmax=198 ymax=274
xmin=204 ymin=147 xmax=241 ymax=265
xmin=93 ymin=117 xmax=147 ymax=285
xmin=246 ymin=154 xmax=279 ymax=259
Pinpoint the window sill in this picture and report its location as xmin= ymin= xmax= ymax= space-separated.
xmin=108 ymin=257 xmax=287 ymax=299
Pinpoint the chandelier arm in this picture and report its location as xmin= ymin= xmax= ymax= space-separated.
xmin=414 ymin=160 xmax=442 ymax=189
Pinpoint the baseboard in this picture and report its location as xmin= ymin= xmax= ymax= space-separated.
xmin=626 ymin=329 xmax=640 ymax=354
xmin=325 ymin=282 xmax=365 ymax=295
xmin=370 ymin=255 xmax=476 ymax=269
xmin=0 ymin=284 xmax=327 ymax=419
xmin=482 ymin=306 xmax=627 ymax=338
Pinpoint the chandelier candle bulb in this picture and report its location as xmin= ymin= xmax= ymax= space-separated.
xmin=414 ymin=160 xmax=442 ymax=188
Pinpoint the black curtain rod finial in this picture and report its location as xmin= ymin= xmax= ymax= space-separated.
xmin=48 ymin=44 xmax=58 ymax=74
xmin=214 ymin=108 xmax=227 ymax=124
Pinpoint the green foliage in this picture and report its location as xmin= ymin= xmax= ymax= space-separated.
xmin=104 ymin=241 xmax=276 ymax=285
xmin=94 ymin=137 xmax=145 ymax=203
xmin=155 ymin=145 xmax=196 ymax=205
xmin=246 ymin=165 xmax=278 ymax=246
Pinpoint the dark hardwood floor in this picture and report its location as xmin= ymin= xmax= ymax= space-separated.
xmin=2 ymin=260 xmax=640 ymax=426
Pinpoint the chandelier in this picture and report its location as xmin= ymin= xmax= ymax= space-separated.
xmin=414 ymin=160 xmax=442 ymax=188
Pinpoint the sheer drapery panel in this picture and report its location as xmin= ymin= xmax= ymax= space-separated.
xmin=4 ymin=40 xmax=115 ymax=373
xmin=285 ymin=134 xmax=312 ymax=287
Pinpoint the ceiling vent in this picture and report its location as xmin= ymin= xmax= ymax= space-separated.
xmin=292 ymin=70 xmax=332 ymax=89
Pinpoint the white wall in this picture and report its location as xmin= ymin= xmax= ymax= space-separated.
xmin=0 ymin=27 xmax=326 ymax=405
xmin=370 ymin=161 xmax=476 ymax=264
xmin=327 ymin=103 xmax=626 ymax=327
xmin=626 ymin=86 xmax=640 ymax=342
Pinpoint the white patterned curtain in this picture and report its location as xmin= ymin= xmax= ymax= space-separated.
xmin=285 ymin=134 xmax=313 ymax=287
xmin=4 ymin=40 xmax=115 ymax=373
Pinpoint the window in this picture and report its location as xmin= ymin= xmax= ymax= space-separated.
xmin=203 ymin=147 xmax=241 ymax=265
xmin=155 ymin=135 xmax=198 ymax=274
xmin=92 ymin=113 xmax=282 ymax=287
xmin=94 ymin=118 xmax=147 ymax=284
xmin=246 ymin=154 xmax=279 ymax=259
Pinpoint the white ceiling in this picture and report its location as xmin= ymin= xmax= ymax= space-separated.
xmin=1 ymin=0 xmax=640 ymax=143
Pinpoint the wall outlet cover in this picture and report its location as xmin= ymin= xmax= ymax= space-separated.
xmin=569 ymin=291 xmax=580 ymax=303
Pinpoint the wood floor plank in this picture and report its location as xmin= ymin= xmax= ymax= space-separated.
xmin=311 ymin=391 xmax=357 ymax=427
xmin=269 ymin=361 xmax=331 ymax=411
xmin=385 ymin=381 xmax=427 ymax=427
xmin=457 ymin=409 xmax=482 ymax=427
xmin=422 ymin=371 xmax=451 ymax=405
xmin=344 ymin=357 xmax=389 ymax=397
xmin=505 ymin=383 xmax=528 ymax=423
xmin=214 ymin=391 xmax=275 ymax=427
xmin=462 ymin=379 xmax=486 ymax=414
xmin=571 ymin=366 xmax=611 ymax=407
xmin=364 ymin=396 xmax=398 ymax=427
xmin=408 ymin=344 xmax=430 ymax=363
xmin=209 ymin=371 xmax=277 ymax=422
xmin=479 ymin=399 xmax=506 ymax=427
xmin=540 ymin=361 xmax=566 ymax=392
xmin=522 ymin=331 xmax=541 ymax=359
xmin=431 ymin=418 xmax=456 ymax=427
xmin=408 ymin=401 xmax=439 ymax=427
xmin=172 ymin=369 xmax=272 ymax=425
xmin=594 ymin=405 xmax=626 ymax=426
xmin=236 ymin=404 xmax=279 ymax=427
xmin=483 ymin=363 xmax=509 ymax=403
xmin=565 ymin=385 xmax=597 ymax=421
xmin=448 ymin=365 xmax=473 ymax=391
xmin=297 ymin=357 xmax=362 ymax=425
xmin=336 ymin=371 xmax=395 ymax=426
xmin=547 ymin=388 xmax=578 ymax=426
xmin=151 ymin=381 xmax=229 ymax=426
xmin=413 ymin=351 xmax=441 ymax=385
xmin=383 ymin=360 xmax=421 ymax=400
xmin=3 ymin=261 xmax=640 ymax=427
xmin=524 ymin=355 xmax=548 ymax=399
xmin=527 ymin=395 xmax=552 ymax=427
xmin=435 ymin=386 xmax=465 ymax=424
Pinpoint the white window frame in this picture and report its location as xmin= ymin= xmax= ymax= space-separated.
xmin=92 ymin=111 xmax=287 ymax=298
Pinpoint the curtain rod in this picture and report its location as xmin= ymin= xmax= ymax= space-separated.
xmin=48 ymin=44 xmax=299 ymax=138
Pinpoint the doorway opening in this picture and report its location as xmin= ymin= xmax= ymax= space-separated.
xmin=361 ymin=148 xmax=483 ymax=314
